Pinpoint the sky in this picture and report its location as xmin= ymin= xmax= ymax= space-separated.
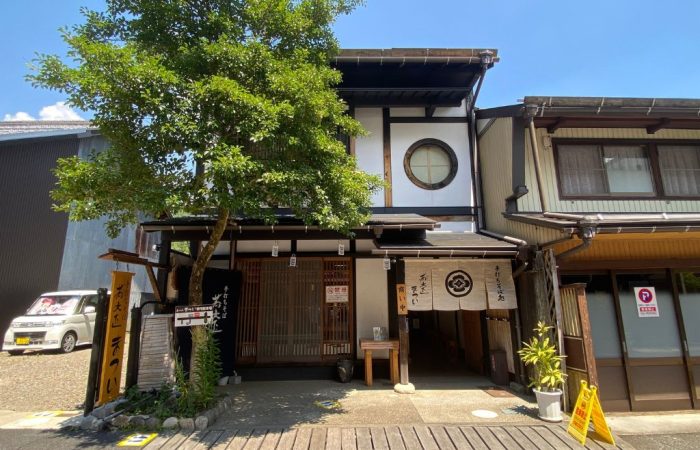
xmin=2 ymin=0 xmax=700 ymax=121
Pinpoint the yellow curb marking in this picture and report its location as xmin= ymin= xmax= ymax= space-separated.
xmin=117 ymin=433 xmax=158 ymax=447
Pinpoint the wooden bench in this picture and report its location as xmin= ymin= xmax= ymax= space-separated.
xmin=359 ymin=339 xmax=399 ymax=387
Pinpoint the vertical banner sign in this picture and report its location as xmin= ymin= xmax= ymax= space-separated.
xmin=567 ymin=380 xmax=615 ymax=445
xmin=634 ymin=287 xmax=659 ymax=317
xmin=396 ymin=284 xmax=407 ymax=315
xmin=97 ymin=271 xmax=133 ymax=405
xmin=485 ymin=260 xmax=517 ymax=309
xmin=405 ymin=259 xmax=434 ymax=310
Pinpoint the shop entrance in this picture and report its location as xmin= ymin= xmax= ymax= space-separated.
xmin=563 ymin=270 xmax=700 ymax=412
xmin=407 ymin=310 xmax=485 ymax=376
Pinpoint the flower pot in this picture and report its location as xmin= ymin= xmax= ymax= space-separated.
xmin=534 ymin=389 xmax=563 ymax=422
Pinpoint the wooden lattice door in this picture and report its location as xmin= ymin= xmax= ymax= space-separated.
xmin=235 ymin=257 xmax=353 ymax=365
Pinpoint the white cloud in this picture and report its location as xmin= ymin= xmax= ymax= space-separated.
xmin=3 ymin=111 xmax=36 ymax=121
xmin=38 ymin=102 xmax=84 ymax=121
xmin=3 ymin=101 xmax=84 ymax=122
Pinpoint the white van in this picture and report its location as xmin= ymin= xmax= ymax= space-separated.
xmin=2 ymin=290 xmax=100 ymax=355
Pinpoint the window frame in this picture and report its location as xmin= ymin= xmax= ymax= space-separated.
xmin=403 ymin=138 xmax=458 ymax=190
xmin=553 ymin=138 xmax=700 ymax=200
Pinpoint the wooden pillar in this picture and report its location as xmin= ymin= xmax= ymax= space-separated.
xmin=396 ymin=258 xmax=410 ymax=385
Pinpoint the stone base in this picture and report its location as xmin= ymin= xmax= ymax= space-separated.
xmin=394 ymin=383 xmax=416 ymax=394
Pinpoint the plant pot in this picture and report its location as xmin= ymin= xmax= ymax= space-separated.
xmin=337 ymin=359 xmax=354 ymax=383
xmin=534 ymin=389 xmax=563 ymax=422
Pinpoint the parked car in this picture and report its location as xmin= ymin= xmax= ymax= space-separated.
xmin=2 ymin=290 xmax=100 ymax=355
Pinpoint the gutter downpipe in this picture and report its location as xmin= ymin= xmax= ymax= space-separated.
xmin=554 ymin=225 xmax=596 ymax=260
xmin=469 ymin=51 xmax=493 ymax=232
xmin=525 ymin=106 xmax=548 ymax=213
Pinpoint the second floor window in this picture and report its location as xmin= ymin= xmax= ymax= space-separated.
xmin=555 ymin=141 xmax=700 ymax=198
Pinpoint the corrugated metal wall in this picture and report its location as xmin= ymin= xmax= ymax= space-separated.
xmin=519 ymin=127 xmax=700 ymax=213
xmin=0 ymin=137 xmax=78 ymax=334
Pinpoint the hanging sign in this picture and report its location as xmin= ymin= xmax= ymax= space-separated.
xmin=174 ymin=305 xmax=214 ymax=327
xmin=396 ymin=284 xmax=407 ymax=315
xmin=567 ymin=380 xmax=615 ymax=446
xmin=405 ymin=259 xmax=434 ymax=310
xmin=97 ymin=271 xmax=133 ymax=405
xmin=325 ymin=285 xmax=349 ymax=303
xmin=338 ymin=243 xmax=345 ymax=256
xmin=634 ymin=287 xmax=659 ymax=317
xmin=485 ymin=260 xmax=517 ymax=309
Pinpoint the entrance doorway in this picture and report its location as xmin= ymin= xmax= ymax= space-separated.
xmin=407 ymin=310 xmax=485 ymax=376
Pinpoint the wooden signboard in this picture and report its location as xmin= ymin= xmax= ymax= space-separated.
xmin=97 ymin=271 xmax=133 ymax=405
xmin=567 ymin=380 xmax=615 ymax=446
xmin=396 ymin=284 xmax=407 ymax=315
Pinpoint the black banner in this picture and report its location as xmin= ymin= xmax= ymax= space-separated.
xmin=176 ymin=266 xmax=241 ymax=376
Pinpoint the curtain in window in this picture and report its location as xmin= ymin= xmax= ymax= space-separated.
xmin=557 ymin=145 xmax=606 ymax=195
xmin=602 ymin=145 xmax=654 ymax=194
xmin=658 ymin=145 xmax=700 ymax=196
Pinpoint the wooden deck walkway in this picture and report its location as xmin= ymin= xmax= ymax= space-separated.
xmin=144 ymin=424 xmax=633 ymax=449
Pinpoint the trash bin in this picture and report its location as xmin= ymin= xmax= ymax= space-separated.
xmin=490 ymin=350 xmax=509 ymax=385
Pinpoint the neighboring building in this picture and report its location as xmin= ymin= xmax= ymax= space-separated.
xmin=0 ymin=122 xmax=150 ymax=337
xmin=476 ymin=96 xmax=700 ymax=411
xmin=142 ymin=49 xmax=526 ymax=384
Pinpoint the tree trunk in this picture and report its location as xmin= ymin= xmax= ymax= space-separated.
xmin=188 ymin=207 xmax=229 ymax=383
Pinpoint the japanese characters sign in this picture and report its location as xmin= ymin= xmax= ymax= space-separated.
xmin=325 ymin=285 xmax=349 ymax=303
xmin=404 ymin=259 xmax=515 ymax=311
xmin=396 ymin=284 xmax=407 ymax=315
xmin=485 ymin=261 xmax=517 ymax=309
xmin=404 ymin=260 xmax=433 ymax=310
xmin=634 ymin=287 xmax=659 ymax=317
xmin=97 ymin=271 xmax=133 ymax=405
xmin=174 ymin=305 xmax=214 ymax=327
xmin=567 ymin=380 xmax=615 ymax=446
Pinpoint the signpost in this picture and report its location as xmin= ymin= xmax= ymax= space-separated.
xmin=174 ymin=305 xmax=214 ymax=327
xmin=634 ymin=286 xmax=659 ymax=317
xmin=97 ymin=271 xmax=133 ymax=405
xmin=567 ymin=380 xmax=615 ymax=446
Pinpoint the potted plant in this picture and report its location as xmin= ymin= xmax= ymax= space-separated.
xmin=518 ymin=321 xmax=566 ymax=422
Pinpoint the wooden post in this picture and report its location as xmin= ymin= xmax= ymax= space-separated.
xmin=84 ymin=288 xmax=109 ymax=416
xmin=399 ymin=316 xmax=410 ymax=384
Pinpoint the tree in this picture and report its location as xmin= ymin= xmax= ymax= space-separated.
xmin=31 ymin=0 xmax=381 ymax=381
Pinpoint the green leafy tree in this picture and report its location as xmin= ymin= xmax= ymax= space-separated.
xmin=30 ymin=0 xmax=381 ymax=384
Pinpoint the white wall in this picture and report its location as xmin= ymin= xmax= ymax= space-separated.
xmin=355 ymin=258 xmax=389 ymax=359
xmin=390 ymin=122 xmax=471 ymax=207
xmin=354 ymin=108 xmax=385 ymax=207
xmin=433 ymin=222 xmax=474 ymax=233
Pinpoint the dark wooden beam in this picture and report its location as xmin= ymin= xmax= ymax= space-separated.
xmin=383 ymin=108 xmax=393 ymax=207
xmin=547 ymin=117 xmax=567 ymax=134
xmin=647 ymin=118 xmax=672 ymax=134
xmin=425 ymin=105 xmax=436 ymax=117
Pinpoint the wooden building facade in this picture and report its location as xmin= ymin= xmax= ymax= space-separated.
xmin=476 ymin=96 xmax=700 ymax=411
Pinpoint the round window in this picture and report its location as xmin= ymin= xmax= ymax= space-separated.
xmin=403 ymin=139 xmax=458 ymax=190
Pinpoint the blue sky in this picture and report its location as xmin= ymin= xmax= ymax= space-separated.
xmin=2 ymin=0 xmax=700 ymax=120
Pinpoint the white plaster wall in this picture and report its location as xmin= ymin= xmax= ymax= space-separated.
xmin=390 ymin=107 xmax=424 ymax=117
xmin=236 ymin=240 xmax=292 ymax=253
xmin=355 ymin=239 xmax=377 ymax=253
xmin=355 ymin=258 xmax=389 ymax=359
xmin=354 ymin=108 xmax=385 ymax=207
xmin=296 ymin=239 xmax=350 ymax=252
xmin=390 ymin=123 xmax=471 ymax=207
xmin=390 ymin=101 xmax=467 ymax=118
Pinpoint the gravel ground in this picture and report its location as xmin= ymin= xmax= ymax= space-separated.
xmin=0 ymin=338 xmax=130 ymax=412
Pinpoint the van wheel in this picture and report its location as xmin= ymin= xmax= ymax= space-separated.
xmin=7 ymin=350 xmax=24 ymax=356
xmin=60 ymin=332 xmax=77 ymax=353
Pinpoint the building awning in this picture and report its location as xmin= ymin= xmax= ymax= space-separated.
xmin=140 ymin=213 xmax=439 ymax=241
xmin=373 ymin=231 xmax=519 ymax=257
xmin=505 ymin=212 xmax=700 ymax=235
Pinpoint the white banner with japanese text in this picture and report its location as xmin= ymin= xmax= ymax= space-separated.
xmin=404 ymin=258 xmax=515 ymax=311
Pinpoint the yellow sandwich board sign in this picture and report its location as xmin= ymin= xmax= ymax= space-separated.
xmin=567 ymin=380 xmax=615 ymax=445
